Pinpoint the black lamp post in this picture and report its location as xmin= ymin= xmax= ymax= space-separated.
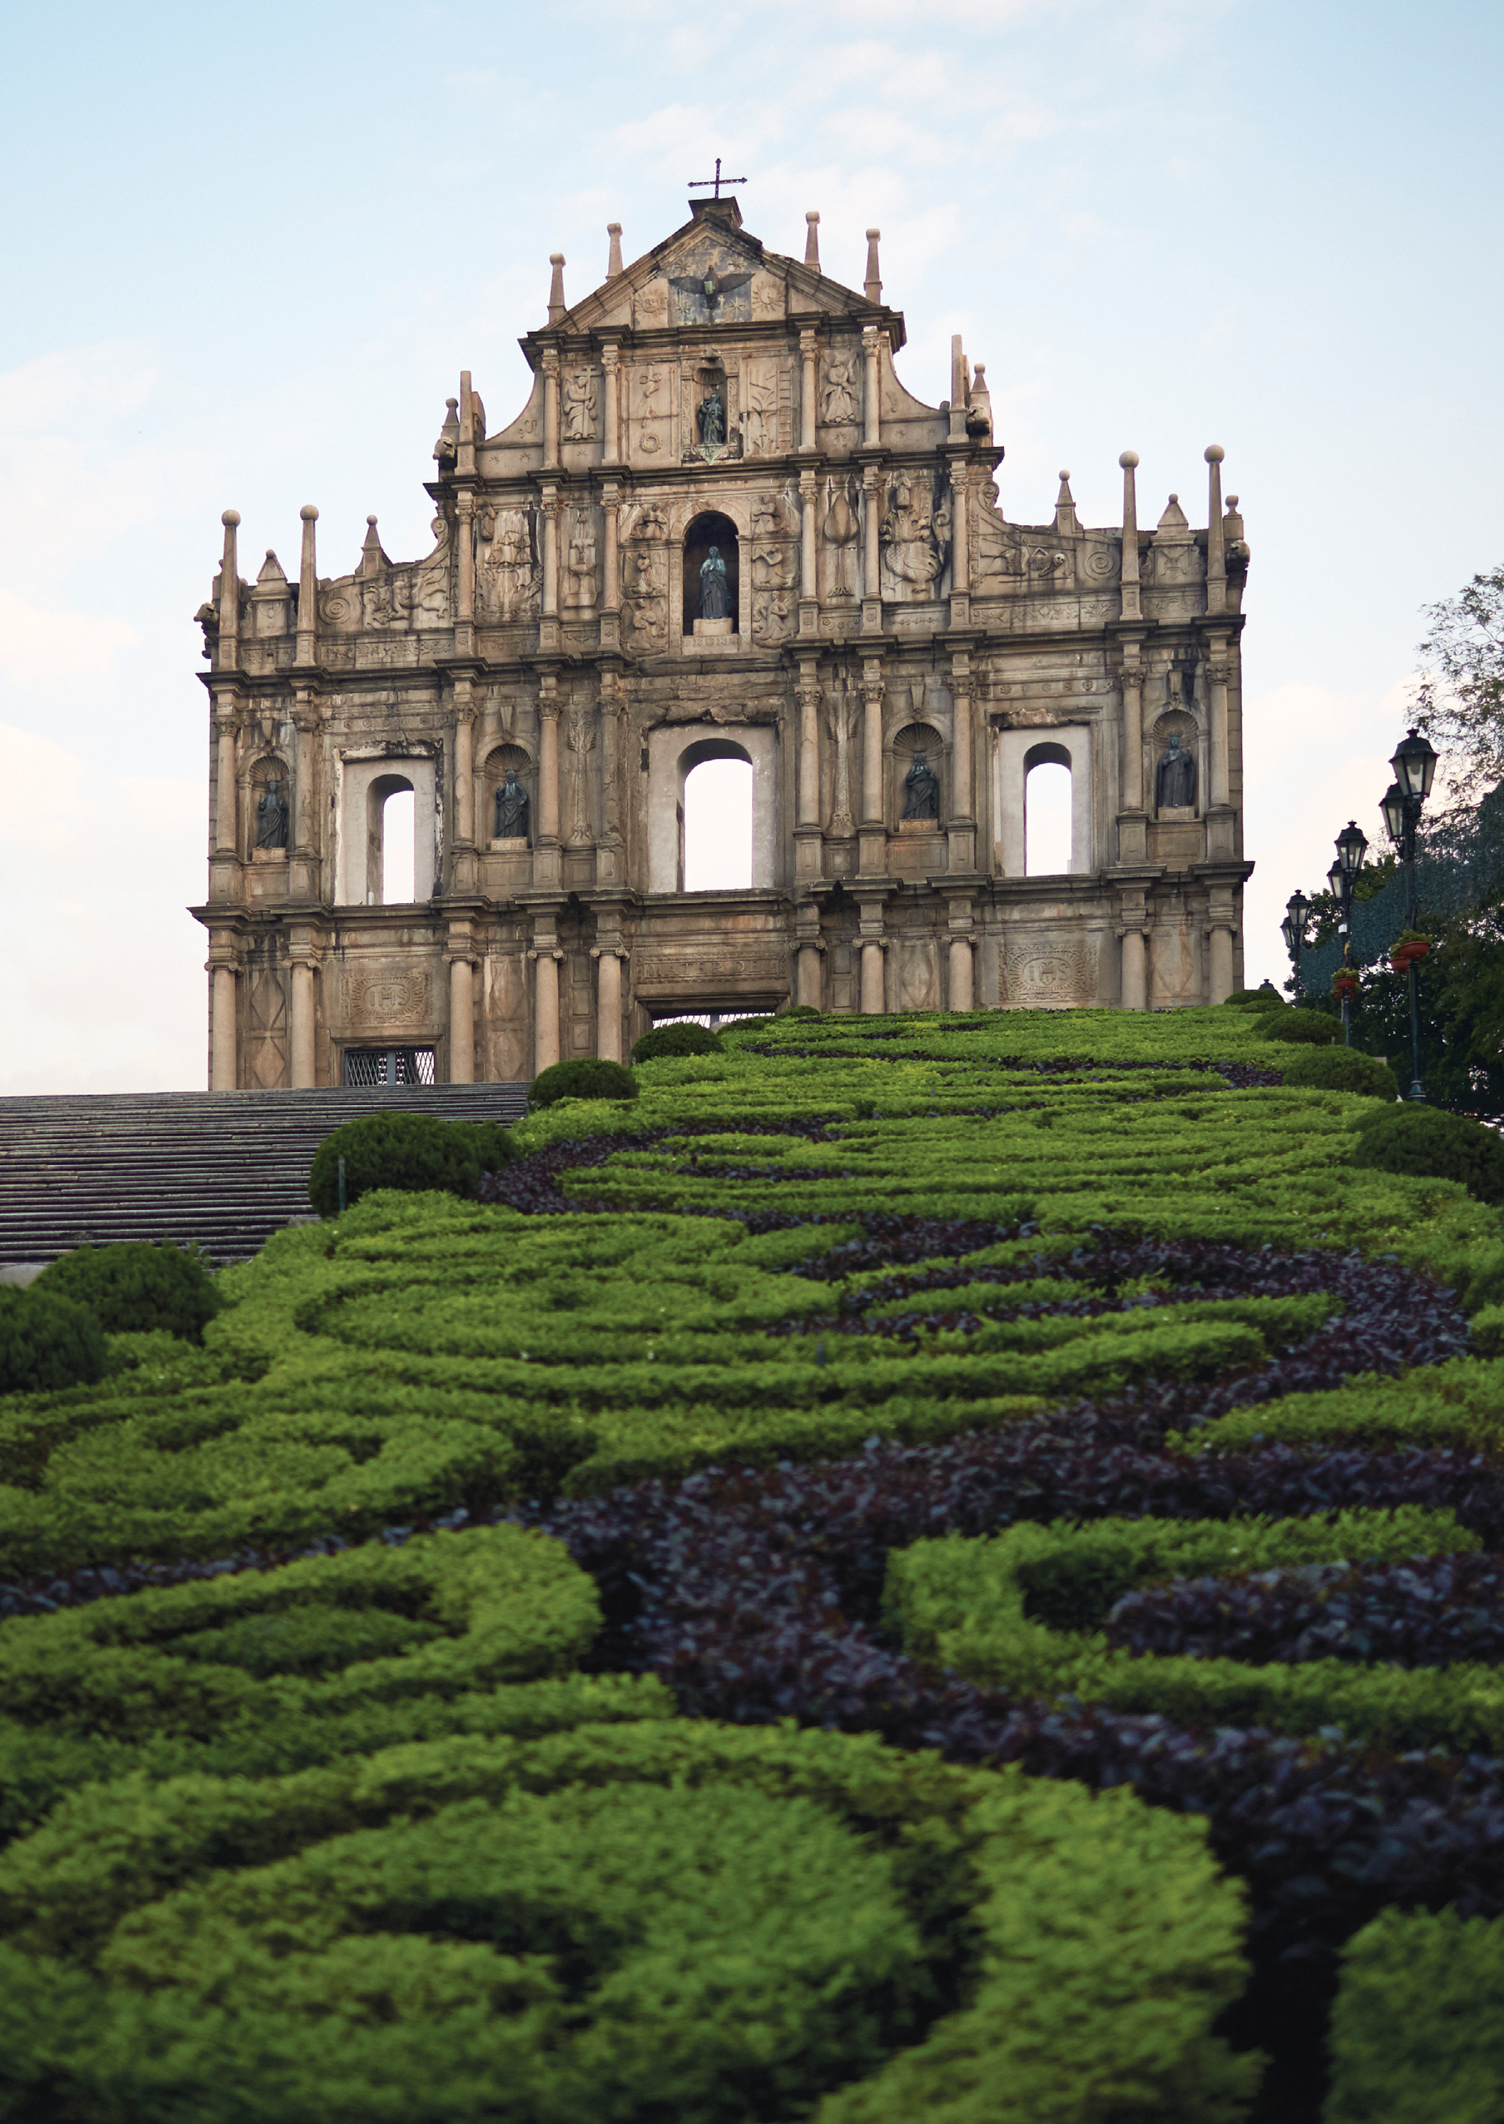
xmin=1331 ymin=821 xmax=1368 ymax=1046
xmin=1281 ymin=888 xmax=1311 ymax=1000
xmin=1383 ymin=726 xmax=1438 ymax=1101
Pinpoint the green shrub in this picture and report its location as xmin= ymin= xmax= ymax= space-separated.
xmin=308 ymin=1112 xmax=513 ymax=1217
xmin=1260 ymin=1008 xmax=1341 ymax=1045
xmin=1223 ymin=986 xmax=1287 ymax=1011
xmin=0 ymin=1289 xmax=106 ymax=1395
xmin=1172 ymin=1359 xmax=1504 ymax=1459
xmin=33 ymin=1242 xmax=220 ymax=1342
xmin=1325 ymin=1905 xmax=1504 ymax=2124
xmin=1276 ymin=1047 xmax=1400 ymax=1099
xmin=1351 ymin=1104 xmax=1504 ymax=1205
xmin=527 ymin=1057 xmax=639 ymax=1110
xmin=886 ymin=1507 xmax=1498 ymax=1750
xmin=630 ymin=1023 xmax=724 ymax=1063
xmin=783 ymin=1003 xmax=823 ymax=1018
xmin=0 ymin=1724 xmax=1257 ymax=2124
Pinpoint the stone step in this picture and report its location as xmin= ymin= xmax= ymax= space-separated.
xmin=0 ymin=1085 xmax=530 ymax=1265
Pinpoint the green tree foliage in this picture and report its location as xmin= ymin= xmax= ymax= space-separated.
xmin=1413 ymin=563 xmax=1504 ymax=806
xmin=33 ymin=1242 xmax=219 ymax=1342
xmin=308 ymin=1113 xmax=515 ymax=1216
xmin=527 ymin=1058 xmax=639 ymax=1110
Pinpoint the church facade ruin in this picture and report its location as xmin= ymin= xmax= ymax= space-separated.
xmin=192 ymin=194 xmax=1251 ymax=1090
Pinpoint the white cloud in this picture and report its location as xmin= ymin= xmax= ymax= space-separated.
xmin=0 ymin=588 xmax=136 ymax=686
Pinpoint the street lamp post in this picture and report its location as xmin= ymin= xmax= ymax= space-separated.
xmin=1281 ymin=889 xmax=1311 ymax=1001
xmin=1383 ymin=727 xmax=1439 ymax=1102
xmin=1330 ymin=821 xmax=1368 ymax=1046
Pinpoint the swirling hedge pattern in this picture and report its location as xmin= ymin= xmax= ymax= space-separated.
xmin=3 ymin=1004 xmax=1504 ymax=2120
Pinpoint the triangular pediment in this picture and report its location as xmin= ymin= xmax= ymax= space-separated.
xmin=545 ymin=200 xmax=886 ymax=340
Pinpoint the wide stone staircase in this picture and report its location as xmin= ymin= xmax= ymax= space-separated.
xmin=0 ymin=1085 xmax=529 ymax=1268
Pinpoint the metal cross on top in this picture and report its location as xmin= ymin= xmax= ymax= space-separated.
xmin=689 ymin=157 xmax=746 ymax=199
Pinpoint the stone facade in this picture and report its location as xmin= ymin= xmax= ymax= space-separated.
xmin=192 ymin=196 xmax=1252 ymax=1089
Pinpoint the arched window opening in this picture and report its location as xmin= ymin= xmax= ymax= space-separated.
xmin=683 ymin=510 xmax=740 ymax=636
xmin=682 ymin=753 xmax=753 ymax=892
xmin=367 ymin=773 xmax=416 ymax=904
xmin=1024 ymin=747 xmax=1072 ymax=877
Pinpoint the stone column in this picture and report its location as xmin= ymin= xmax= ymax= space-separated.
xmin=948 ymin=935 xmax=974 ymax=1011
xmin=214 ymin=711 xmax=238 ymax=853
xmin=1119 ymin=452 xmax=1141 ymax=621
xmin=595 ymin=948 xmax=623 ymax=1061
xmin=1120 ymin=928 xmax=1147 ymax=1011
xmin=859 ymin=670 xmax=885 ymax=875
xmin=1204 ymin=444 xmax=1226 ymax=616
xmin=448 ymin=956 xmax=475 ymax=1083
xmin=217 ymin=510 xmax=240 ymax=669
xmin=541 ymin=491 xmax=559 ymax=618
xmin=948 ymin=470 xmax=969 ymax=628
xmin=602 ymin=345 xmax=620 ymax=463
xmin=455 ymin=491 xmax=475 ymax=657
xmin=797 ymin=674 xmax=822 ymax=828
xmin=948 ymin=661 xmax=975 ymax=873
xmin=1208 ymin=659 xmax=1230 ymax=809
xmin=533 ymin=950 xmax=561 ymax=1074
xmin=797 ymin=940 xmax=823 ymax=1008
xmin=799 ymin=471 xmax=818 ymax=638
xmin=1120 ymin=662 xmax=1143 ymax=812
xmin=799 ymin=330 xmax=818 ymax=453
xmin=861 ymin=326 xmax=880 ymax=448
xmin=295 ymin=505 xmax=318 ymax=666
xmin=860 ymin=938 xmax=886 ymax=1014
xmin=454 ymin=689 xmax=475 ymax=844
xmin=290 ymin=961 xmax=316 ymax=1087
xmin=600 ymin=482 xmax=620 ymax=653
xmin=211 ymin=962 xmax=238 ymax=1090
xmin=1207 ymin=924 xmax=1234 ymax=1004
xmin=542 ymin=349 xmax=560 ymax=469
xmin=538 ymin=696 xmax=560 ymax=841
xmin=861 ymin=469 xmax=882 ymax=631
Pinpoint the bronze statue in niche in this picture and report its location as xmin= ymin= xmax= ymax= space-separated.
xmin=256 ymin=776 xmax=289 ymax=849
xmin=699 ymin=547 xmax=730 ymax=620
xmin=494 ymin=770 xmax=530 ymax=840
xmin=902 ymin=751 xmax=941 ymax=821
xmin=1155 ymin=733 xmax=1197 ymax=810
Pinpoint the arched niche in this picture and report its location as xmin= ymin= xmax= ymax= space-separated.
xmin=890 ymin=721 xmax=944 ymax=828
xmin=337 ymin=753 xmax=438 ymax=906
xmin=484 ymin=742 xmax=533 ymax=845
xmin=992 ymin=724 xmax=1094 ymax=879
xmin=683 ymin=510 xmax=740 ymax=635
xmin=647 ymin=725 xmax=778 ymax=893
xmin=247 ymin=754 xmax=291 ymax=859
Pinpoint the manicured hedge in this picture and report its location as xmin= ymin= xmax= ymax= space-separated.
xmin=527 ymin=1056 xmax=639 ymax=1109
xmin=32 ymin=1242 xmax=220 ymax=1342
xmin=887 ymin=1508 xmax=1499 ymax=1749
xmin=308 ymin=1111 xmax=515 ymax=1215
xmin=1277 ymin=1047 xmax=1399 ymax=1099
xmin=1261 ymin=1009 xmax=1342 ymax=1046
xmin=0 ymin=1723 xmax=1256 ymax=2124
xmin=1324 ymin=1906 xmax=1504 ymax=2124
xmin=1352 ymin=1102 xmax=1504 ymax=1205
xmin=631 ymin=1022 xmax=723 ymax=1062
xmin=0 ymin=1288 xmax=105 ymax=1396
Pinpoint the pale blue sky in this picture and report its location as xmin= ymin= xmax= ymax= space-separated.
xmin=1 ymin=0 xmax=1499 ymax=1087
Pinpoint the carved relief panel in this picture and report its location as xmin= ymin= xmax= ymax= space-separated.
xmin=628 ymin=361 xmax=673 ymax=462
xmin=477 ymin=505 xmax=539 ymax=623
xmin=621 ymin=502 xmax=669 ymax=652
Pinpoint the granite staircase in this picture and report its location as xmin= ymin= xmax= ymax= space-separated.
xmin=0 ymin=1085 xmax=529 ymax=1268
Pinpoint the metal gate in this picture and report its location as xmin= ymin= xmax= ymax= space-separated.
xmin=341 ymin=1047 xmax=437 ymax=1087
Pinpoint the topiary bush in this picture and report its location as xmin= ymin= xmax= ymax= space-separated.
xmin=1260 ymin=1009 xmax=1341 ymax=1046
xmin=630 ymin=1023 xmax=724 ymax=1064
xmin=1351 ymin=1104 xmax=1504 ymax=1205
xmin=782 ymin=1003 xmax=823 ymax=1019
xmin=1223 ymin=986 xmax=1288 ymax=1012
xmin=0 ymin=1287 xmax=107 ymax=1395
xmin=33 ymin=1242 xmax=220 ymax=1343
xmin=308 ymin=1112 xmax=513 ymax=1218
xmin=1277 ymin=1048 xmax=1400 ymax=1100
xmin=528 ymin=1058 xmax=639 ymax=1111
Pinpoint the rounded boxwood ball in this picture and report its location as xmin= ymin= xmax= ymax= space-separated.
xmin=309 ymin=1111 xmax=499 ymax=1217
xmin=630 ymin=1023 xmax=723 ymax=1063
xmin=33 ymin=1240 xmax=221 ymax=1342
xmin=1261 ymin=1008 xmax=1341 ymax=1046
xmin=782 ymin=1003 xmax=823 ymax=1019
xmin=0 ymin=1286 xmax=107 ymax=1393
xmin=1278 ymin=1048 xmax=1400 ymax=1100
xmin=1351 ymin=1104 xmax=1504 ymax=1205
xmin=1222 ymin=986 xmax=1288 ymax=1012
xmin=527 ymin=1058 xmax=639 ymax=1111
